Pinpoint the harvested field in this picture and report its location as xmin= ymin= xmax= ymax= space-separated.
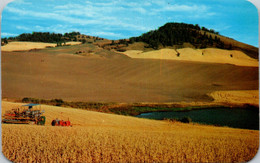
xmin=1 ymin=45 xmax=258 ymax=103
xmin=64 ymin=41 xmax=82 ymax=46
xmin=122 ymin=48 xmax=258 ymax=67
xmin=1 ymin=41 xmax=57 ymax=51
xmin=1 ymin=101 xmax=259 ymax=163
xmin=209 ymin=90 xmax=259 ymax=106
xmin=1 ymin=41 xmax=81 ymax=51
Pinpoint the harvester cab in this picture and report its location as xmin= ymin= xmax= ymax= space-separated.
xmin=2 ymin=103 xmax=46 ymax=125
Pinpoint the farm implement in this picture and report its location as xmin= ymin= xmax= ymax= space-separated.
xmin=51 ymin=111 xmax=71 ymax=127
xmin=51 ymin=118 xmax=71 ymax=127
xmin=2 ymin=103 xmax=45 ymax=125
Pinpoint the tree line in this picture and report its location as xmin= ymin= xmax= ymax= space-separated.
xmin=129 ymin=22 xmax=227 ymax=49
xmin=3 ymin=31 xmax=81 ymax=45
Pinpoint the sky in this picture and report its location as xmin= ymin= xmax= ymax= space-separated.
xmin=1 ymin=0 xmax=259 ymax=47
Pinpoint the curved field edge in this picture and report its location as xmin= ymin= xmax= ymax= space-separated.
xmin=1 ymin=101 xmax=259 ymax=163
xmin=122 ymin=48 xmax=259 ymax=67
xmin=1 ymin=41 xmax=82 ymax=51
xmin=2 ymin=46 xmax=258 ymax=103
xmin=208 ymin=90 xmax=259 ymax=106
xmin=10 ymin=89 xmax=259 ymax=116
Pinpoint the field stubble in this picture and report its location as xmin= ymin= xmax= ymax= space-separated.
xmin=1 ymin=101 xmax=259 ymax=163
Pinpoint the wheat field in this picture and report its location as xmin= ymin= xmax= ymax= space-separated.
xmin=1 ymin=101 xmax=259 ymax=163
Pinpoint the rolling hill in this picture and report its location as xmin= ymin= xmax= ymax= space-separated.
xmin=1 ymin=43 xmax=258 ymax=104
xmin=125 ymin=22 xmax=258 ymax=59
xmin=1 ymin=22 xmax=259 ymax=163
xmin=1 ymin=22 xmax=258 ymax=105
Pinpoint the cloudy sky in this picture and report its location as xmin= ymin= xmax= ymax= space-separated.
xmin=1 ymin=0 xmax=259 ymax=47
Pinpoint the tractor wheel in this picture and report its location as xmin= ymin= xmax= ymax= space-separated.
xmin=51 ymin=120 xmax=56 ymax=126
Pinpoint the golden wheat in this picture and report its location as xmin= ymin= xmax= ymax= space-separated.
xmin=2 ymin=101 xmax=259 ymax=163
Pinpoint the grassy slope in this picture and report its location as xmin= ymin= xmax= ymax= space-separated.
xmin=122 ymin=48 xmax=258 ymax=67
xmin=1 ymin=41 xmax=82 ymax=51
xmin=123 ymin=26 xmax=258 ymax=59
xmin=1 ymin=44 xmax=258 ymax=103
xmin=1 ymin=101 xmax=259 ymax=162
xmin=203 ymin=31 xmax=259 ymax=59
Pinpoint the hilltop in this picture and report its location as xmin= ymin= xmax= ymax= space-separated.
xmin=103 ymin=22 xmax=258 ymax=59
xmin=2 ymin=23 xmax=258 ymax=59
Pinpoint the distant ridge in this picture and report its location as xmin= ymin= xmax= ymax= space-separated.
xmin=128 ymin=22 xmax=258 ymax=59
xmin=2 ymin=22 xmax=258 ymax=59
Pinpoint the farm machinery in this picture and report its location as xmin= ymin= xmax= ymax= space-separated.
xmin=51 ymin=118 xmax=71 ymax=127
xmin=2 ymin=104 xmax=45 ymax=125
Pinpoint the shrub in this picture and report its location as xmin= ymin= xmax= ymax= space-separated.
xmin=50 ymin=99 xmax=64 ymax=106
xmin=22 ymin=97 xmax=30 ymax=103
xmin=81 ymin=39 xmax=86 ymax=44
xmin=21 ymin=97 xmax=39 ymax=103
xmin=178 ymin=117 xmax=192 ymax=123
xmin=164 ymin=117 xmax=192 ymax=123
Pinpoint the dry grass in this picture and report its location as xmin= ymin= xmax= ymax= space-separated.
xmin=1 ymin=41 xmax=82 ymax=51
xmin=1 ymin=101 xmax=259 ymax=163
xmin=1 ymin=41 xmax=57 ymax=51
xmin=209 ymin=90 xmax=259 ymax=106
xmin=63 ymin=42 xmax=82 ymax=46
xmin=122 ymin=48 xmax=258 ymax=67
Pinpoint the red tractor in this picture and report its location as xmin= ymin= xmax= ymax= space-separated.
xmin=51 ymin=118 xmax=71 ymax=127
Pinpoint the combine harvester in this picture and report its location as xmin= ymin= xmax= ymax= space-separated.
xmin=2 ymin=103 xmax=45 ymax=125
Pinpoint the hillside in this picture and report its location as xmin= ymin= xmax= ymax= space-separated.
xmin=1 ymin=41 xmax=82 ymax=51
xmin=108 ymin=22 xmax=258 ymax=59
xmin=2 ymin=31 xmax=105 ymax=45
xmin=2 ymin=101 xmax=259 ymax=162
xmin=2 ymin=43 xmax=258 ymax=104
xmin=122 ymin=48 xmax=258 ymax=67
xmin=1 ymin=22 xmax=258 ymax=105
xmin=3 ymin=23 xmax=258 ymax=60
